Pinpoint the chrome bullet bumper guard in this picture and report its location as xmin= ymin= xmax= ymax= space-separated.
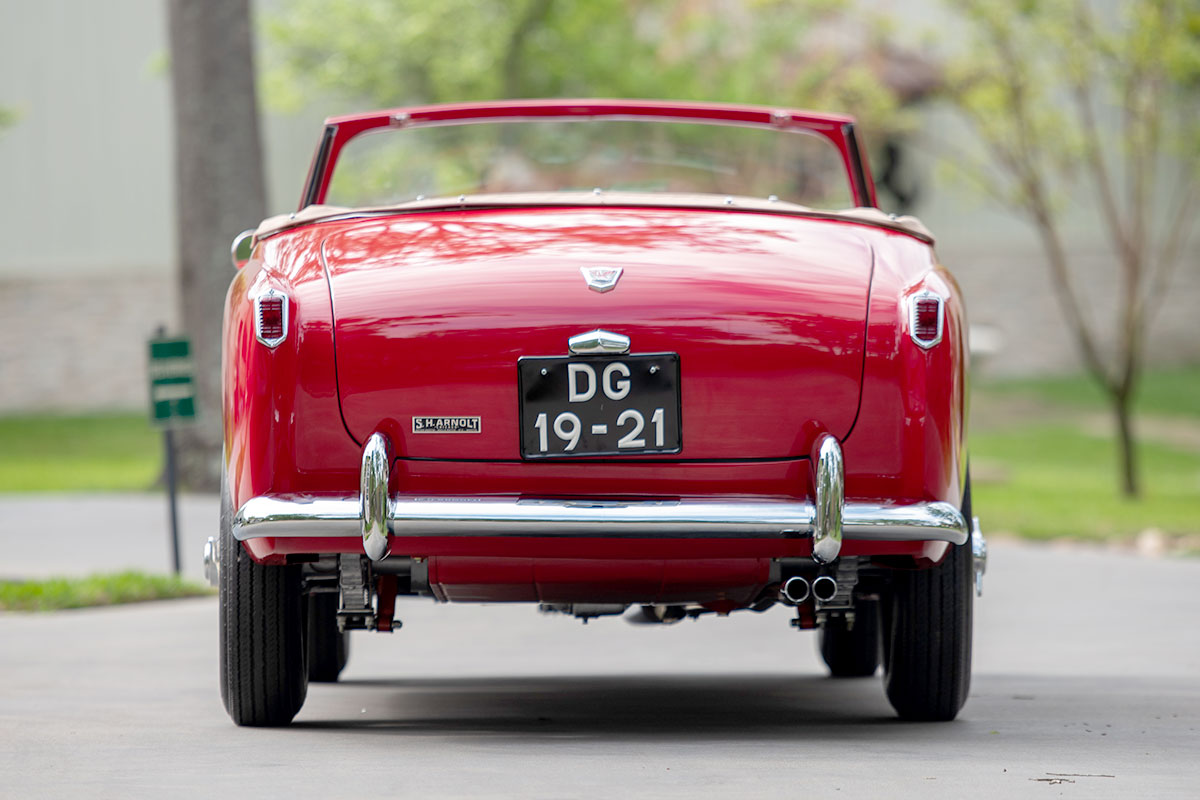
xmin=231 ymin=432 xmax=969 ymax=561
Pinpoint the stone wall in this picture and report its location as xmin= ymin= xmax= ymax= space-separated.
xmin=0 ymin=276 xmax=179 ymax=413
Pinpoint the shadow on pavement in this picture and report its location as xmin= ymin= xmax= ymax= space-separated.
xmin=292 ymin=673 xmax=925 ymax=738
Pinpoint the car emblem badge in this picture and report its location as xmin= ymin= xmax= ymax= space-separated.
xmin=580 ymin=266 xmax=623 ymax=293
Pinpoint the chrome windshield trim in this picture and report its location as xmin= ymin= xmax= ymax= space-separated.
xmin=233 ymin=495 xmax=966 ymax=545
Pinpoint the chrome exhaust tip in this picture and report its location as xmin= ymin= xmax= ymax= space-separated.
xmin=812 ymin=575 xmax=838 ymax=603
xmin=781 ymin=576 xmax=811 ymax=605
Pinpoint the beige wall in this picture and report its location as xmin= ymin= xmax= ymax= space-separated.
xmin=0 ymin=1 xmax=173 ymax=277
xmin=0 ymin=1 xmax=322 ymax=412
xmin=0 ymin=0 xmax=322 ymax=279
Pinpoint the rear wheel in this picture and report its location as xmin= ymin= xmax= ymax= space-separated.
xmin=306 ymin=593 xmax=350 ymax=682
xmin=819 ymin=600 xmax=880 ymax=677
xmin=881 ymin=482 xmax=974 ymax=721
xmin=218 ymin=475 xmax=308 ymax=726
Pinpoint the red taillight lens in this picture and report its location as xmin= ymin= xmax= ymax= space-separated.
xmin=258 ymin=297 xmax=284 ymax=339
xmin=914 ymin=298 xmax=940 ymax=339
xmin=254 ymin=291 xmax=288 ymax=347
xmin=910 ymin=292 xmax=942 ymax=348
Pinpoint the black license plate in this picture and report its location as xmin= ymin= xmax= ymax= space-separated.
xmin=519 ymin=354 xmax=681 ymax=458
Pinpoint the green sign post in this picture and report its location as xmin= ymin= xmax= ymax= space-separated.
xmin=149 ymin=337 xmax=196 ymax=425
xmin=148 ymin=332 xmax=196 ymax=575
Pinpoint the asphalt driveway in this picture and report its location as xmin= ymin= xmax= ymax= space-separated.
xmin=1 ymin=496 xmax=1198 ymax=798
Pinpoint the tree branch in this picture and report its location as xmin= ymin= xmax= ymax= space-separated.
xmin=1067 ymin=0 xmax=1137 ymax=272
xmin=1147 ymin=178 xmax=1198 ymax=320
xmin=984 ymin=11 xmax=1115 ymax=390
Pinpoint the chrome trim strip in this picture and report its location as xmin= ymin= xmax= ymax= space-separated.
xmin=810 ymin=434 xmax=844 ymax=563
xmin=387 ymin=498 xmax=815 ymax=536
xmin=232 ymin=495 xmax=967 ymax=545
xmin=361 ymin=433 xmax=392 ymax=561
xmin=568 ymin=329 xmax=631 ymax=355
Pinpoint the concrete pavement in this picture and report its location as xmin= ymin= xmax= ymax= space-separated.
xmin=0 ymin=493 xmax=217 ymax=582
xmin=1 ymin=496 xmax=1198 ymax=798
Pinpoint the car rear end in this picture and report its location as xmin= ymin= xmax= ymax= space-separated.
xmin=213 ymin=100 xmax=981 ymax=727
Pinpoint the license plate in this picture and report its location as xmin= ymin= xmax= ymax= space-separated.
xmin=518 ymin=354 xmax=681 ymax=458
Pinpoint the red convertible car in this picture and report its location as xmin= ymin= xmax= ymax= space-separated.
xmin=208 ymin=99 xmax=986 ymax=726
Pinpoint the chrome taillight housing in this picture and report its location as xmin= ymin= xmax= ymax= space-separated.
xmin=254 ymin=288 xmax=288 ymax=348
xmin=909 ymin=290 xmax=943 ymax=349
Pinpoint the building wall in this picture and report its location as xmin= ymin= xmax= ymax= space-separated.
xmin=0 ymin=0 xmax=321 ymax=413
xmin=908 ymin=107 xmax=1200 ymax=376
xmin=0 ymin=2 xmax=1196 ymax=413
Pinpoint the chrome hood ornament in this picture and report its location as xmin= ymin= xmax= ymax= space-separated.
xmin=580 ymin=266 xmax=623 ymax=293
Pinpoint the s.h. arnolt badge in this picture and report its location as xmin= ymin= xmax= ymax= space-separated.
xmin=412 ymin=416 xmax=482 ymax=433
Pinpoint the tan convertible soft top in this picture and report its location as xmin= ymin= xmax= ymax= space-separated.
xmin=253 ymin=192 xmax=934 ymax=245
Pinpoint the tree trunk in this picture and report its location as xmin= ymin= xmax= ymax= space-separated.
xmin=1113 ymin=387 xmax=1139 ymax=499
xmin=167 ymin=0 xmax=266 ymax=490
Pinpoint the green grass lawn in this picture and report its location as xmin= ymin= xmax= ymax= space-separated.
xmin=0 ymin=413 xmax=161 ymax=492
xmin=971 ymin=426 xmax=1200 ymax=541
xmin=971 ymin=364 xmax=1200 ymax=542
xmin=0 ymin=570 xmax=213 ymax=611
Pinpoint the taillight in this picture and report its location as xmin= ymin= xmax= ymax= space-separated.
xmin=254 ymin=289 xmax=288 ymax=348
xmin=909 ymin=290 xmax=943 ymax=348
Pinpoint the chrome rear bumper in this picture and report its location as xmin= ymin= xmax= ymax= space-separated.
xmin=232 ymin=432 xmax=968 ymax=561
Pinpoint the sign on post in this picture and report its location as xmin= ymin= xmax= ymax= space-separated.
xmin=148 ymin=337 xmax=196 ymax=426
xmin=148 ymin=333 xmax=195 ymax=576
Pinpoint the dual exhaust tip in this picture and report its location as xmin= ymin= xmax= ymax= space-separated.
xmin=781 ymin=575 xmax=838 ymax=605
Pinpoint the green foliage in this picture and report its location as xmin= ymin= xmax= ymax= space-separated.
xmin=0 ymin=414 xmax=160 ymax=492
xmin=0 ymin=106 xmax=17 ymax=132
xmin=972 ymin=424 xmax=1200 ymax=541
xmin=944 ymin=0 xmax=1199 ymax=214
xmin=0 ymin=571 xmax=213 ymax=611
xmin=941 ymin=0 xmax=1200 ymax=497
xmin=972 ymin=366 xmax=1200 ymax=540
xmin=262 ymin=0 xmax=910 ymax=136
xmin=978 ymin=363 xmax=1200 ymax=419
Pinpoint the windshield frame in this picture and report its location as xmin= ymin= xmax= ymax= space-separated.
xmin=299 ymin=99 xmax=877 ymax=211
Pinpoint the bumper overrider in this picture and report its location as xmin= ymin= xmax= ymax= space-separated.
xmin=211 ymin=433 xmax=973 ymax=580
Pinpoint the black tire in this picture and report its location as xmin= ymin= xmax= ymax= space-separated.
xmin=882 ymin=482 xmax=974 ymax=721
xmin=306 ymin=593 xmax=350 ymax=682
xmin=218 ymin=474 xmax=308 ymax=726
xmin=819 ymin=600 xmax=881 ymax=677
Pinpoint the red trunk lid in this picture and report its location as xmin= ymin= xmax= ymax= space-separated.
xmin=323 ymin=207 xmax=871 ymax=460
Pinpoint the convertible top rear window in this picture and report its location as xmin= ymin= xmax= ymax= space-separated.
xmin=325 ymin=118 xmax=854 ymax=210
